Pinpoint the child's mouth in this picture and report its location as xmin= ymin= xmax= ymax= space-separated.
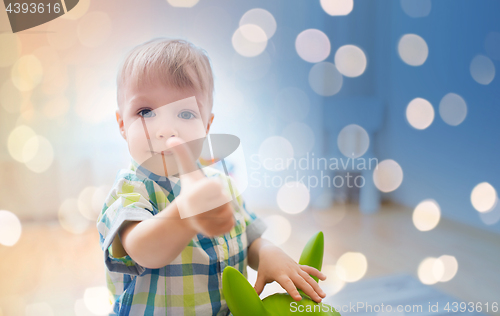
xmin=158 ymin=150 xmax=173 ymax=155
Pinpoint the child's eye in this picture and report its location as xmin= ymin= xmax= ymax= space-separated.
xmin=178 ymin=111 xmax=196 ymax=120
xmin=138 ymin=109 xmax=156 ymax=118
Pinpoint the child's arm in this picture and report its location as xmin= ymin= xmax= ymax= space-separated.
xmin=118 ymin=137 xmax=235 ymax=269
xmin=117 ymin=199 xmax=198 ymax=269
xmin=247 ymin=236 xmax=273 ymax=270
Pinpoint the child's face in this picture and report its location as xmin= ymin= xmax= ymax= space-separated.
xmin=116 ymin=79 xmax=214 ymax=177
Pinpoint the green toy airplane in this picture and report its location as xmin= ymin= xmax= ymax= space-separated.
xmin=222 ymin=231 xmax=341 ymax=316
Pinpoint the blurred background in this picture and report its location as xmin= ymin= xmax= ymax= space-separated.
xmin=1 ymin=0 xmax=499 ymax=315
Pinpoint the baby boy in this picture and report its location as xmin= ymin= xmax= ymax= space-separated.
xmin=96 ymin=38 xmax=326 ymax=315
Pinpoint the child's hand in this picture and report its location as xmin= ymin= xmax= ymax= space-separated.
xmin=254 ymin=244 xmax=327 ymax=303
xmin=166 ymin=137 xmax=235 ymax=237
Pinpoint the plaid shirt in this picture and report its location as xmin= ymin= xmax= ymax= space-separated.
xmin=96 ymin=158 xmax=267 ymax=316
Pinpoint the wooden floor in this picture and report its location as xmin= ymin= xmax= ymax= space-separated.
xmin=0 ymin=202 xmax=499 ymax=315
xmin=272 ymin=202 xmax=500 ymax=316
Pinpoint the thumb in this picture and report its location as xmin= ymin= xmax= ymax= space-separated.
xmin=254 ymin=275 xmax=266 ymax=295
xmin=166 ymin=137 xmax=205 ymax=184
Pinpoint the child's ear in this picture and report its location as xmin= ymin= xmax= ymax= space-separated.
xmin=116 ymin=110 xmax=127 ymax=140
xmin=206 ymin=113 xmax=214 ymax=135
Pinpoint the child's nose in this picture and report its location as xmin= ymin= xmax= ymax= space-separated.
xmin=156 ymin=126 xmax=177 ymax=139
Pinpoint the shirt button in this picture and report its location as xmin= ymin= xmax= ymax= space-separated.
xmin=218 ymin=237 xmax=225 ymax=244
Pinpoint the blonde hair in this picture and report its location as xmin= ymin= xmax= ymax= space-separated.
xmin=116 ymin=38 xmax=214 ymax=112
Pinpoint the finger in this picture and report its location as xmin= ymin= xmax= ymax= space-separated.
xmin=300 ymin=265 xmax=327 ymax=281
xmin=298 ymin=270 xmax=326 ymax=298
xmin=292 ymin=273 xmax=323 ymax=303
xmin=166 ymin=137 xmax=205 ymax=183
xmin=277 ymin=276 xmax=302 ymax=301
xmin=253 ymin=275 xmax=266 ymax=295
xmin=189 ymin=180 xmax=232 ymax=217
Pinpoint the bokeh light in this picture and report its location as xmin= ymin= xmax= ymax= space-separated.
xmin=471 ymin=182 xmax=497 ymax=213
xmin=0 ymin=33 xmax=21 ymax=67
xmin=334 ymin=45 xmax=367 ymax=77
xmin=321 ymin=265 xmax=346 ymax=295
xmin=0 ymin=210 xmax=22 ymax=246
xmin=7 ymin=125 xmax=37 ymax=162
xmin=439 ymin=93 xmax=467 ymax=126
xmin=21 ymin=135 xmax=41 ymax=163
xmin=400 ymin=0 xmax=431 ymax=18
xmin=77 ymin=12 xmax=112 ymax=48
xmin=74 ymin=299 xmax=91 ymax=316
xmin=437 ymin=255 xmax=458 ymax=282
xmin=308 ymin=62 xmax=343 ymax=96
xmin=25 ymin=302 xmax=54 ymax=316
xmin=281 ymin=122 xmax=315 ymax=157
xmin=261 ymin=215 xmax=292 ymax=245
xmin=167 ymin=0 xmax=199 ymax=8
xmin=336 ymin=252 xmax=368 ymax=282
xmin=240 ymin=8 xmax=277 ymax=39
xmin=24 ymin=136 xmax=54 ymax=173
xmin=470 ymin=55 xmax=495 ymax=85
xmin=485 ymin=31 xmax=500 ymax=60
xmin=58 ymin=198 xmax=90 ymax=234
xmin=398 ymin=34 xmax=428 ymax=66
xmin=232 ymin=24 xmax=268 ymax=57
xmin=320 ymin=0 xmax=354 ymax=16
xmin=337 ymin=124 xmax=370 ymax=158
xmin=274 ymin=87 xmax=310 ymax=122
xmin=277 ymin=181 xmax=310 ymax=214
xmin=373 ymin=159 xmax=403 ymax=193
xmin=295 ymin=29 xmax=331 ymax=63
xmin=406 ymin=97 xmax=434 ymax=130
xmin=11 ymin=55 xmax=43 ymax=92
xmin=83 ymin=287 xmax=113 ymax=315
xmin=258 ymin=136 xmax=294 ymax=171
xmin=412 ymin=199 xmax=441 ymax=231
xmin=418 ymin=257 xmax=444 ymax=285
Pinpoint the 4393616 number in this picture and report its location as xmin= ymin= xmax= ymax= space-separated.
xmin=5 ymin=2 xmax=61 ymax=14
xmin=444 ymin=302 xmax=498 ymax=313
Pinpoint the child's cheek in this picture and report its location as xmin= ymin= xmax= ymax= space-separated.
xmin=126 ymin=117 xmax=152 ymax=165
